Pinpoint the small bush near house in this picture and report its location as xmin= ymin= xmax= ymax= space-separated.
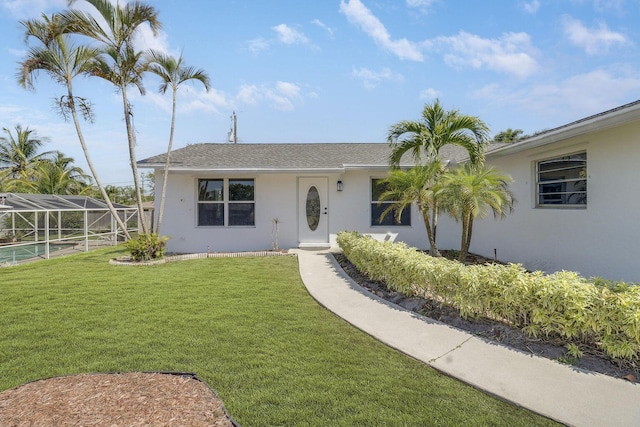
xmin=337 ymin=231 xmax=640 ymax=361
xmin=126 ymin=233 xmax=169 ymax=261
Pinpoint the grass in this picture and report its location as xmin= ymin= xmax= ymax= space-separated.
xmin=0 ymin=247 xmax=558 ymax=426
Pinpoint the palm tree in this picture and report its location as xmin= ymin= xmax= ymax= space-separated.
xmin=0 ymin=125 xmax=53 ymax=180
xmin=28 ymin=151 xmax=92 ymax=195
xmin=145 ymin=50 xmax=210 ymax=235
xmin=64 ymin=0 xmax=162 ymax=235
xmin=0 ymin=169 xmax=18 ymax=192
xmin=439 ymin=164 xmax=515 ymax=262
xmin=386 ymin=99 xmax=490 ymax=252
xmin=494 ymin=128 xmax=524 ymax=143
xmin=378 ymin=161 xmax=446 ymax=256
xmin=387 ymin=99 xmax=490 ymax=168
xmin=18 ymin=12 xmax=132 ymax=238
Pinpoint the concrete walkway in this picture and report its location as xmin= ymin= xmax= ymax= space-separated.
xmin=293 ymin=249 xmax=640 ymax=427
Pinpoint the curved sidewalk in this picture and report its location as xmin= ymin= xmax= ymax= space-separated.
xmin=293 ymin=249 xmax=640 ymax=427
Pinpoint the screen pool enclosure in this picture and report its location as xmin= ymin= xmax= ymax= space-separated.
xmin=0 ymin=193 xmax=138 ymax=266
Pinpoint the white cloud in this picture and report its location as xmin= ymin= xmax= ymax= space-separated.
xmin=275 ymin=81 xmax=301 ymax=99
xmin=311 ymin=19 xmax=335 ymax=37
xmin=8 ymin=48 xmax=26 ymax=58
xmin=436 ymin=31 xmax=538 ymax=78
xmin=0 ymin=104 xmax=23 ymax=116
xmin=235 ymin=82 xmax=304 ymax=111
xmin=142 ymin=82 xmax=227 ymax=116
xmin=419 ymin=88 xmax=441 ymax=100
xmin=521 ymin=0 xmax=540 ymax=14
xmin=352 ymin=67 xmax=402 ymax=90
xmin=594 ymin=0 xmax=625 ymax=13
xmin=1 ymin=0 xmax=66 ymax=18
xmin=247 ymin=38 xmax=271 ymax=54
xmin=562 ymin=15 xmax=628 ymax=55
xmin=237 ymin=84 xmax=261 ymax=106
xmin=339 ymin=0 xmax=423 ymax=61
xmin=180 ymin=90 xmax=228 ymax=115
xmin=406 ymin=0 xmax=437 ymax=14
xmin=272 ymin=24 xmax=309 ymax=45
xmin=8 ymin=0 xmax=171 ymax=55
xmin=473 ymin=69 xmax=640 ymax=125
xmin=134 ymin=24 xmax=171 ymax=54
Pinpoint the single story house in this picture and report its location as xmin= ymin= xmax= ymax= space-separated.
xmin=137 ymin=143 xmax=466 ymax=254
xmin=138 ymin=99 xmax=640 ymax=282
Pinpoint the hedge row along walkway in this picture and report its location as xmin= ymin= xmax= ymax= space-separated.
xmin=293 ymin=248 xmax=640 ymax=427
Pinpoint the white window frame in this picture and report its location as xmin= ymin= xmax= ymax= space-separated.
xmin=197 ymin=178 xmax=255 ymax=227
xmin=535 ymin=151 xmax=587 ymax=208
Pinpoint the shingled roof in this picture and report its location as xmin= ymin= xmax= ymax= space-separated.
xmin=138 ymin=142 xmax=487 ymax=172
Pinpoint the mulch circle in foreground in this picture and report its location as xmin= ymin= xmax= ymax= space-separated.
xmin=0 ymin=372 xmax=238 ymax=426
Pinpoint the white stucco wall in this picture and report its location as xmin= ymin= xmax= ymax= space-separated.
xmin=154 ymin=169 xmax=430 ymax=255
xmin=435 ymin=120 xmax=640 ymax=282
xmin=328 ymin=170 xmax=429 ymax=249
xmin=156 ymin=173 xmax=298 ymax=253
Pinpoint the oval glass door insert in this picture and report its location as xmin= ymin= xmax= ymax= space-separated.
xmin=306 ymin=186 xmax=321 ymax=231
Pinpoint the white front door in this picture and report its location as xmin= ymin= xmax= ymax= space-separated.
xmin=298 ymin=177 xmax=330 ymax=248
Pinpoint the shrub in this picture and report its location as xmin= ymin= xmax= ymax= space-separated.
xmin=336 ymin=231 xmax=640 ymax=361
xmin=126 ymin=233 xmax=169 ymax=261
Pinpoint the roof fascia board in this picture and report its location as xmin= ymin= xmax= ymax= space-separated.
xmin=162 ymin=167 xmax=347 ymax=174
xmin=141 ymin=165 xmax=399 ymax=173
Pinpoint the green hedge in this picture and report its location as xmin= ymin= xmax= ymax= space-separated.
xmin=336 ymin=231 xmax=640 ymax=360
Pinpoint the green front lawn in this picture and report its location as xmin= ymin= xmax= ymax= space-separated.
xmin=0 ymin=248 xmax=557 ymax=426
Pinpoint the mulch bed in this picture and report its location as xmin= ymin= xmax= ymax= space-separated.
xmin=0 ymin=372 xmax=236 ymax=426
xmin=333 ymin=252 xmax=640 ymax=383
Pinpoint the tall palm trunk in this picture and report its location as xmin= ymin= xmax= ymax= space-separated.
xmin=68 ymin=83 xmax=131 ymax=239
xmin=418 ymin=202 xmax=441 ymax=256
xmin=155 ymin=86 xmax=176 ymax=235
xmin=431 ymin=205 xmax=438 ymax=242
xmin=465 ymin=216 xmax=474 ymax=255
xmin=458 ymin=212 xmax=472 ymax=262
xmin=121 ymin=85 xmax=149 ymax=235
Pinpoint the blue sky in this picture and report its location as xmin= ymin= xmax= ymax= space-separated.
xmin=1 ymin=0 xmax=639 ymax=186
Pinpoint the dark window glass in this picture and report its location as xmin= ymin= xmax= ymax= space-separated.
xmin=198 ymin=203 xmax=224 ymax=226
xmin=198 ymin=179 xmax=255 ymax=226
xmin=229 ymin=203 xmax=255 ymax=226
xmin=198 ymin=179 xmax=223 ymax=201
xmin=229 ymin=180 xmax=254 ymax=201
xmin=371 ymin=178 xmax=411 ymax=226
xmin=371 ymin=203 xmax=410 ymax=226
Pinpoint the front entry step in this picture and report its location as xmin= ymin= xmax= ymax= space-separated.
xmin=298 ymin=242 xmax=331 ymax=249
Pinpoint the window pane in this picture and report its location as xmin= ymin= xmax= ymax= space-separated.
xmin=371 ymin=179 xmax=388 ymax=201
xmin=229 ymin=203 xmax=255 ymax=226
xmin=198 ymin=203 xmax=224 ymax=226
xmin=198 ymin=179 xmax=223 ymax=201
xmin=537 ymin=152 xmax=587 ymax=206
xmin=371 ymin=203 xmax=410 ymax=226
xmin=538 ymin=153 xmax=586 ymax=173
xmin=229 ymin=179 xmax=254 ymax=201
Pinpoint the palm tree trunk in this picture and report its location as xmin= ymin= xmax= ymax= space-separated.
xmin=121 ymin=85 xmax=149 ymax=236
xmin=68 ymin=84 xmax=131 ymax=240
xmin=458 ymin=212 xmax=470 ymax=262
xmin=431 ymin=205 xmax=438 ymax=242
xmin=155 ymin=87 xmax=177 ymax=235
xmin=419 ymin=203 xmax=441 ymax=257
xmin=465 ymin=216 xmax=474 ymax=257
